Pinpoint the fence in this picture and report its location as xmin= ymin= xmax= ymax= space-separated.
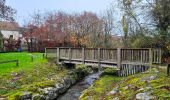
xmin=45 ymin=47 xmax=162 ymax=68
xmin=0 ymin=60 xmax=19 ymax=66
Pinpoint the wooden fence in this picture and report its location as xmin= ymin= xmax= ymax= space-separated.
xmin=45 ymin=47 xmax=162 ymax=68
xmin=0 ymin=60 xmax=19 ymax=66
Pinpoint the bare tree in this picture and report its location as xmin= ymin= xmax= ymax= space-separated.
xmin=101 ymin=9 xmax=114 ymax=48
xmin=0 ymin=0 xmax=16 ymax=21
xmin=0 ymin=31 xmax=3 ymax=51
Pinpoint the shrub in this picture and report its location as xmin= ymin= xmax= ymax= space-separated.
xmin=101 ymin=68 xmax=117 ymax=76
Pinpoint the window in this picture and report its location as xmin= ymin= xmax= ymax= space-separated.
xmin=9 ymin=35 xmax=13 ymax=39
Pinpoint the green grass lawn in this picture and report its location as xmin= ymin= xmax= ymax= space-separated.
xmin=0 ymin=52 xmax=47 ymax=75
xmin=0 ymin=52 xmax=71 ymax=99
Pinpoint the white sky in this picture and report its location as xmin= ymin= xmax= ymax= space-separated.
xmin=6 ymin=0 xmax=114 ymax=26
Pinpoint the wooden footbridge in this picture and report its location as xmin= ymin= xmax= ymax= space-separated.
xmin=45 ymin=47 xmax=162 ymax=76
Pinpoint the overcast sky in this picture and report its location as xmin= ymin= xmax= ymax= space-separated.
xmin=6 ymin=0 xmax=113 ymax=26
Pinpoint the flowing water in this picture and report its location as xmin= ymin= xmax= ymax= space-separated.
xmin=57 ymin=72 xmax=100 ymax=100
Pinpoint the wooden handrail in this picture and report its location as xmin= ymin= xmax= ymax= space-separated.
xmin=0 ymin=60 xmax=19 ymax=66
xmin=45 ymin=47 xmax=162 ymax=76
xmin=46 ymin=47 xmax=159 ymax=50
xmin=45 ymin=47 xmax=162 ymax=65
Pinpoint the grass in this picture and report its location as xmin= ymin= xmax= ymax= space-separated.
xmin=0 ymin=52 xmax=92 ymax=99
xmin=0 ymin=52 xmax=47 ymax=75
xmin=80 ymin=67 xmax=170 ymax=100
xmin=1 ymin=53 xmax=169 ymax=99
xmin=0 ymin=52 xmax=72 ymax=99
xmin=113 ymin=67 xmax=170 ymax=99
xmin=80 ymin=75 xmax=124 ymax=100
xmin=80 ymin=68 xmax=124 ymax=100
xmin=0 ymin=63 xmax=70 ymax=99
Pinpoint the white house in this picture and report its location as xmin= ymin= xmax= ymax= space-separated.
xmin=0 ymin=21 xmax=22 ymax=40
xmin=0 ymin=21 xmax=28 ymax=51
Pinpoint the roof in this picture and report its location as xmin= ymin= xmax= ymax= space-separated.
xmin=0 ymin=21 xmax=19 ymax=31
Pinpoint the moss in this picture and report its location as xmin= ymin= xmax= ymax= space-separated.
xmin=80 ymin=75 xmax=123 ymax=100
xmin=81 ymin=67 xmax=170 ymax=99
xmin=126 ymin=76 xmax=140 ymax=84
xmin=8 ymin=92 xmax=23 ymax=100
xmin=100 ymin=68 xmax=117 ymax=76
xmin=116 ymin=68 xmax=170 ymax=99
xmin=74 ymin=64 xmax=92 ymax=80
xmin=23 ymin=80 xmax=55 ymax=93
xmin=0 ymin=62 xmax=72 ymax=99
xmin=5 ymin=80 xmax=55 ymax=99
xmin=153 ymin=89 xmax=170 ymax=99
xmin=150 ymin=77 xmax=170 ymax=99
xmin=32 ymin=95 xmax=45 ymax=100
xmin=2 ymin=63 xmax=94 ymax=99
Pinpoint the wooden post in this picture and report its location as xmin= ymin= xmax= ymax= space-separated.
xmin=16 ymin=60 xmax=19 ymax=66
xmin=153 ymin=49 xmax=155 ymax=63
xmin=98 ymin=48 xmax=101 ymax=72
xmin=125 ymin=65 xmax=128 ymax=76
xmin=141 ymin=65 xmax=144 ymax=72
xmin=167 ymin=64 xmax=170 ymax=76
xmin=122 ymin=65 xmax=125 ymax=76
xmin=132 ymin=66 xmax=135 ymax=75
xmin=127 ymin=64 xmax=130 ymax=76
xmin=117 ymin=48 xmax=121 ymax=69
xmin=57 ymin=48 xmax=60 ymax=63
xmin=45 ymin=48 xmax=47 ymax=58
xmin=43 ymin=53 xmax=45 ymax=58
xmin=69 ymin=48 xmax=71 ymax=63
xmin=149 ymin=48 xmax=153 ymax=68
xmin=92 ymin=49 xmax=95 ymax=60
xmin=159 ymin=49 xmax=162 ymax=64
xmin=82 ymin=47 xmax=85 ymax=64
xmin=141 ymin=50 xmax=143 ymax=62
xmin=31 ymin=56 xmax=33 ymax=62
xmin=132 ymin=50 xmax=134 ymax=61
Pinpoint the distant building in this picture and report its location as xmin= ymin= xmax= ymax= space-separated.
xmin=0 ymin=21 xmax=28 ymax=51
xmin=0 ymin=21 xmax=22 ymax=40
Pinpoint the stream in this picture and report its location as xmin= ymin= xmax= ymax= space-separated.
xmin=57 ymin=72 xmax=100 ymax=100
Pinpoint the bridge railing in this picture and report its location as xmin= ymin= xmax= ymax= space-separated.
xmin=121 ymin=49 xmax=150 ymax=64
xmin=152 ymin=49 xmax=162 ymax=64
xmin=45 ymin=47 xmax=162 ymax=68
xmin=45 ymin=47 xmax=58 ymax=58
xmin=85 ymin=48 xmax=99 ymax=61
xmin=100 ymin=48 xmax=117 ymax=63
xmin=60 ymin=47 xmax=69 ymax=59
xmin=71 ymin=48 xmax=82 ymax=60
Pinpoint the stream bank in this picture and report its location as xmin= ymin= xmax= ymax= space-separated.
xmin=80 ymin=67 xmax=170 ymax=100
xmin=57 ymin=72 xmax=100 ymax=100
xmin=7 ymin=64 xmax=96 ymax=100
